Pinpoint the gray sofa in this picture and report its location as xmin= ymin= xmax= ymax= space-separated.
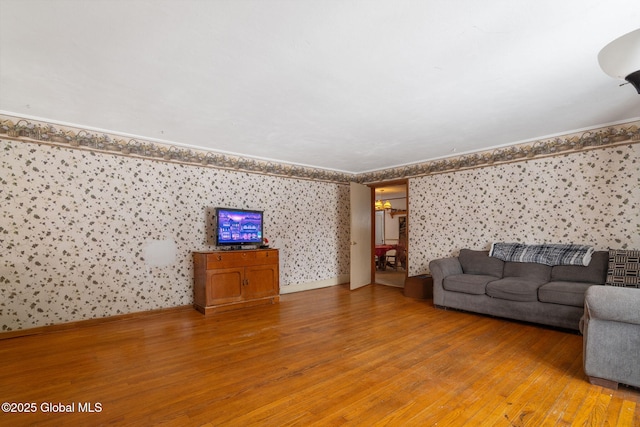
xmin=429 ymin=249 xmax=609 ymax=331
xmin=581 ymin=285 xmax=640 ymax=389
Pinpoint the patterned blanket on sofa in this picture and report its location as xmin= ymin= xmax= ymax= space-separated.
xmin=489 ymin=242 xmax=594 ymax=266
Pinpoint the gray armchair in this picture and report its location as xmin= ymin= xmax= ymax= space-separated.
xmin=581 ymin=285 xmax=640 ymax=389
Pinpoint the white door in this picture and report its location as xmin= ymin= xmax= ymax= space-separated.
xmin=350 ymin=182 xmax=371 ymax=290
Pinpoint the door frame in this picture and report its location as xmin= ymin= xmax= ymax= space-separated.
xmin=369 ymin=179 xmax=409 ymax=281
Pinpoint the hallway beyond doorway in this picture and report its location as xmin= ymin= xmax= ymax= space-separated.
xmin=375 ymin=269 xmax=405 ymax=288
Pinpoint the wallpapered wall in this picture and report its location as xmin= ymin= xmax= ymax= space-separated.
xmin=0 ymin=139 xmax=351 ymax=331
xmin=408 ymin=144 xmax=640 ymax=276
xmin=2 ymin=132 xmax=639 ymax=331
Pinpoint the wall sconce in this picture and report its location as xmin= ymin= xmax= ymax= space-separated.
xmin=598 ymin=28 xmax=640 ymax=93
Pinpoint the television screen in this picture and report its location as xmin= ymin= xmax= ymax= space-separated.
xmin=215 ymin=208 xmax=263 ymax=246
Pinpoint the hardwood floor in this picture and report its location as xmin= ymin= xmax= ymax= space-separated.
xmin=0 ymin=284 xmax=638 ymax=426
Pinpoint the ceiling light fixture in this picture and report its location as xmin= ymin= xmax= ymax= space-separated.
xmin=375 ymin=189 xmax=392 ymax=211
xmin=374 ymin=200 xmax=392 ymax=211
xmin=598 ymin=28 xmax=640 ymax=93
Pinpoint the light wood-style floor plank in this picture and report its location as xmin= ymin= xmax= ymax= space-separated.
xmin=0 ymin=284 xmax=638 ymax=426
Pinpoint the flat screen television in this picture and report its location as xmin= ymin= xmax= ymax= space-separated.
xmin=215 ymin=207 xmax=264 ymax=247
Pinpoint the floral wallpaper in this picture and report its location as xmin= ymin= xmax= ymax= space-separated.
xmin=408 ymin=143 xmax=640 ymax=276
xmin=0 ymin=140 xmax=351 ymax=331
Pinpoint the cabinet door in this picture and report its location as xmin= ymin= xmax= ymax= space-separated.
xmin=206 ymin=267 xmax=243 ymax=305
xmin=244 ymin=264 xmax=279 ymax=299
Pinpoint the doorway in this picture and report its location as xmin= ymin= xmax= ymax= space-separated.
xmin=371 ymin=181 xmax=408 ymax=288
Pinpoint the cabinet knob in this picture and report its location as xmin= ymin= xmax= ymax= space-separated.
xmin=217 ymin=255 xmax=222 ymax=261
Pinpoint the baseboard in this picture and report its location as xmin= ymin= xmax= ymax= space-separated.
xmin=280 ymin=274 xmax=350 ymax=294
xmin=0 ymin=305 xmax=193 ymax=340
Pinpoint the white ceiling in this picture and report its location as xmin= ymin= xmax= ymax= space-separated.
xmin=1 ymin=0 xmax=639 ymax=174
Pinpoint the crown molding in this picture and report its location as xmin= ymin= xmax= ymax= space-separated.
xmin=0 ymin=114 xmax=356 ymax=184
xmin=1 ymin=114 xmax=638 ymax=185
xmin=358 ymin=120 xmax=640 ymax=183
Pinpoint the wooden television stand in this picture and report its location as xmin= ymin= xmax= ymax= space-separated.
xmin=193 ymin=248 xmax=279 ymax=315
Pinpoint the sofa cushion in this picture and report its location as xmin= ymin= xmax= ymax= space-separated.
xmin=486 ymin=278 xmax=541 ymax=302
xmin=538 ymin=281 xmax=593 ymax=307
xmin=459 ymin=249 xmax=504 ymax=277
xmin=443 ymin=274 xmax=497 ymax=295
xmin=503 ymin=261 xmax=551 ymax=282
xmin=551 ymin=251 xmax=608 ymax=284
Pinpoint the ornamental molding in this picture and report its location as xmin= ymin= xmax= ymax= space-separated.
xmin=358 ymin=121 xmax=640 ymax=184
xmin=0 ymin=114 xmax=356 ymax=184
xmin=1 ymin=114 xmax=638 ymax=184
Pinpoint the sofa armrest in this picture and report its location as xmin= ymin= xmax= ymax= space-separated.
xmin=429 ymin=257 xmax=462 ymax=306
xmin=584 ymin=286 xmax=640 ymax=326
